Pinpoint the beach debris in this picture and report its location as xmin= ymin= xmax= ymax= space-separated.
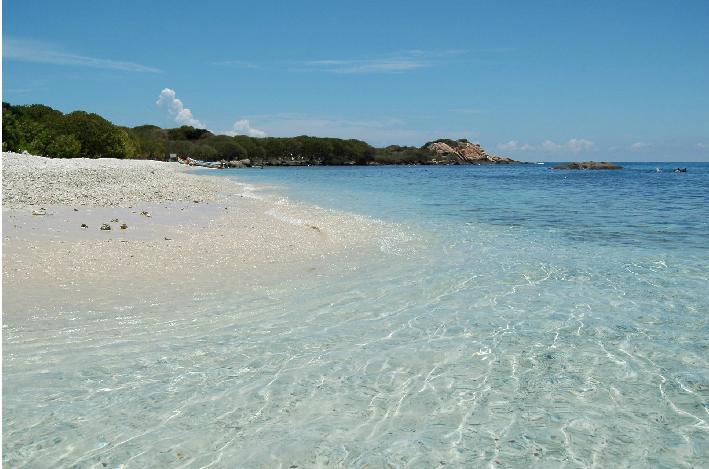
xmin=31 ymin=208 xmax=47 ymax=216
xmin=120 ymin=223 xmax=128 ymax=230
xmin=73 ymin=208 xmax=79 ymax=212
xmin=100 ymin=223 xmax=111 ymax=231
xmin=111 ymin=218 xmax=119 ymax=222
xmin=164 ymin=237 xmax=172 ymax=240
xmin=140 ymin=211 xmax=152 ymax=217
xmin=81 ymin=223 xmax=88 ymax=229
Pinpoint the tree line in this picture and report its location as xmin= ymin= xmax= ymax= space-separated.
xmin=2 ymin=102 xmax=439 ymax=165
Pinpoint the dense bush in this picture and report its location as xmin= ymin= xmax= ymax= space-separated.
xmin=2 ymin=102 xmax=440 ymax=165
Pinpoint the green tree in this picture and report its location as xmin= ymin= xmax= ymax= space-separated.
xmin=61 ymin=111 xmax=127 ymax=158
xmin=45 ymin=134 xmax=82 ymax=158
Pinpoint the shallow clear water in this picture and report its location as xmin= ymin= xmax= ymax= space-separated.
xmin=4 ymin=163 xmax=709 ymax=467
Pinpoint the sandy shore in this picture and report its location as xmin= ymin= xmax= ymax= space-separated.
xmin=2 ymin=152 xmax=389 ymax=313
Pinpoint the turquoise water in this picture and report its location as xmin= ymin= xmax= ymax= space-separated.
xmin=4 ymin=163 xmax=709 ymax=467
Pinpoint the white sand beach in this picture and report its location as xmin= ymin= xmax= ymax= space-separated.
xmin=2 ymin=152 xmax=387 ymax=313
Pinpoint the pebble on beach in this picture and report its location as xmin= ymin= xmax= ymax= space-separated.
xmin=2 ymin=151 xmax=227 ymax=209
xmin=100 ymin=223 xmax=111 ymax=231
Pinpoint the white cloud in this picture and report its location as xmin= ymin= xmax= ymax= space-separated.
xmin=155 ymin=88 xmax=267 ymax=136
xmin=449 ymin=108 xmax=486 ymax=114
xmin=4 ymin=37 xmax=160 ymax=73
xmin=303 ymin=58 xmax=426 ymax=74
xmin=225 ymin=119 xmax=266 ymax=138
xmin=210 ymin=50 xmax=468 ymax=75
xmin=630 ymin=142 xmax=654 ymax=151
xmin=697 ymin=142 xmax=709 ymax=150
xmin=543 ymin=138 xmax=595 ymax=153
xmin=156 ymin=88 xmax=206 ymax=128
xmin=293 ymin=50 xmax=466 ymax=74
xmin=208 ymin=60 xmax=259 ymax=69
xmin=496 ymin=138 xmax=595 ymax=154
xmin=497 ymin=140 xmax=519 ymax=152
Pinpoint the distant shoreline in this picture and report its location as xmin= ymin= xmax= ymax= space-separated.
xmin=2 ymin=102 xmax=518 ymax=166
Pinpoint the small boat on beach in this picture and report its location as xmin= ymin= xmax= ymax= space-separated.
xmin=184 ymin=157 xmax=225 ymax=169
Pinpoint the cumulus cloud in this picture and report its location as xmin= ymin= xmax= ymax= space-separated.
xmin=496 ymin=138 xmax=594 ymax=154
xmin=156 ymin=88 xmax=206 ymax=128
xmin=155 ymin=88 xmax=267 ymax=137
xmin=226 ymin=119 xmax=267 ymax=138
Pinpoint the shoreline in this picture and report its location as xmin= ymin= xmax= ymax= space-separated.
xmin=2 ymin=152 xmax=391 ymax=314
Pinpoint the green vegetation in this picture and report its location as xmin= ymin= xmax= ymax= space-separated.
xmin=2 ymin=102 xmax=460 ymax=165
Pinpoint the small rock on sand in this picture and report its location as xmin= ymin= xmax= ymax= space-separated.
xmin=100 ymin=223 xmax=111 ymax=231
xmin=120 ymin=223 xmax=128 ymax=230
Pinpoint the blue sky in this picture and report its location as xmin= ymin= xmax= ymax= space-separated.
xmin=3 ymin=0 xmax=708 ymax=161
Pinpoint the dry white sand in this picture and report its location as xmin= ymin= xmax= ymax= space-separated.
xmin=2 ymin=152 xmax=390 ymax=313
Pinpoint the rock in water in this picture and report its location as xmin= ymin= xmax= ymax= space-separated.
xmin=100 ymin=223 xmax=111 ymax=231
xmin=424 ymin=139 xmax=518 ymax=164
xmin=552 ymin=161 xmax=623 ymax=170
xmin=120 ymin=223 xmax=128 ymax=230
xmin=81 ymin=223 xmax=88 ymax=228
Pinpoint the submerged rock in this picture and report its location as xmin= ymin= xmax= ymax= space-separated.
xmin=552 ymin=161 xmax=623 ymax=170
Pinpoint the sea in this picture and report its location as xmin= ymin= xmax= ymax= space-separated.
xmin=3 ymin=162 xmax=708 ymax=467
